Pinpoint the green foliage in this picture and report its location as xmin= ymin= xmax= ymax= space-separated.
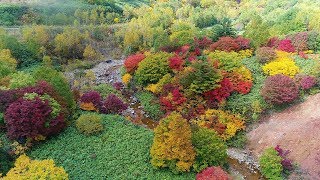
xmin=0 ymin=63 xmax=15 ymax=79
xmin=32 ymin=66 xmax=76 ymax=117
xmin=226 ymin=57 xmax=267 ymax=122
xmin=135 ymin=52 xmax=172 ymax=86
xmin=179 ymin=60 xmax=222 ymax=94
xmin=76 ymin=113 xmax=104 ymax=135
xmin=0 ymin=113 xmax=4 ymax=126
xmin=294 ymin=56 xmax=320 ymax=77
xmin=259 ymin=147 xmax=283 ymax=180
xmin=208 ymin=51 xmax=242 ymax=72
xmin=191 ymin=126 xmax=227 ymax=172
xmin=226 ymin=131 xmax=247 ymax=148
xmin=243 ymin=15 xmax=270 ymax=47
xmin=136 ymin=91 xmax=163 ymax=120
xmin=9 ymin=71 xmax=36 ymax=89
xmin=93 ymin=83 xmax=122 ymax=99
xmin=0 ymin=148 xmax=13 ymax=176
xmin=169 ymin=20 xmax=197 ymax=47
xmin=28 ymin=115 xmax=195 ymax=179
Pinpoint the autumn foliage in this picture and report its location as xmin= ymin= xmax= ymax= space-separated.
xmin=124 ymin=53 xmax=146 ymax=73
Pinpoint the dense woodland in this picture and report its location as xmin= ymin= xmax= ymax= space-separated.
xmin=1 ymin=0 xmax=320 ymax=179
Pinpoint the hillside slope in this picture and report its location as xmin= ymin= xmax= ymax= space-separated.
xmin=247 ymin=93 xmax=320 ymax=179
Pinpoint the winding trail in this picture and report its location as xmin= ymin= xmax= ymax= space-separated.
xmin=247 ymin=94 xmax=320 ymax=179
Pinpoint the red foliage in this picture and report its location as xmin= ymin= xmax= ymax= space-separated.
xmin=266 ymin=37 xmax=280 ymax=48
xmin=234 ymin=81 xmax=252 ymax=94
xmin=80 ymin=91 xmax=102 ymax=109
xmin=196 ymin=166 xmax=229 ymax=180
xmin=287 ymin=32 xmax=308 ymax=52
xmin=194 ymin=37 xmax=212 ymax=49
xmin=5 ymin=97 xmax=65 ymax=140
xmin=210 ymin=37 xmax=240 ymax=52
xmin=169 ymin=56 xmax=185 ymax=71
xmin=124 ymin=53 xmax=146 ymax=73
xmin=103 ymin=94 xmax=128 ymax=114
xmin=234 ymin=36 xmax=251 ymax=50
xmin=295 ymin=75 xmax=317 ymax=90
xmin=261 ymin=74 xmax=299 ymax=105
xmin=298 ymin=51 xmax=308 ymax=59
xmin=0 ymin=81 xmax=68 ymax=116
xmin=203 ymin=78 xmax=233 ymax=103
xmin=113 ymin=82 xmax=124 ymax=91
xmin=277 ymin=39 xmax=295 ymax=52
xmin=160 ymin=88 xmax=187 ymax=112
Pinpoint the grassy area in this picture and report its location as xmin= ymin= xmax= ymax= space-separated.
xmin=28 ymin=115 xmax=195 ymax=179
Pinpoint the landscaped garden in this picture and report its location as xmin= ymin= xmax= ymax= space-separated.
xmin=1 ymin=0 xmax=320 ymax=179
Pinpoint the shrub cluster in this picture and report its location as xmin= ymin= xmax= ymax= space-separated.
xmin=256 ymin=47 xmax=276 ymax=63
xmin=76 ymin=113 xmax=104 ymax=135
xmin=196 ymin=166 xmax=228 ymax=180
xmin=261 ymin=74 xmax=299 ymax=105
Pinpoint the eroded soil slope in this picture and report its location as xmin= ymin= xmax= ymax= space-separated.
xmin=248 ymin=94 xmax=320 ymax=179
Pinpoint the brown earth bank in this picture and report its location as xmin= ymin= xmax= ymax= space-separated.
xmin=247 ymin=93 xmax=320 ymax=179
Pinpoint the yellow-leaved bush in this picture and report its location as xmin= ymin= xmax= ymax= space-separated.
xmin=3 ymin=154 xmax=68 ymax=180
xmin=150 ymin=112 xmax=195 ymax=173
xmin=122 ymin=73 xmax=132 ymax=85
xmin=0 ymin=49 xmax=17 ymax=69
xmin=145 ymin=73 xmax=172 ymax=94
xmin=193 ymin=109 xmax=245 ymax=140
xmin=262 ymin=58 xmax=299 ymax=78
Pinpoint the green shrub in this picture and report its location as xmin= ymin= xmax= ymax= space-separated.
xmin=9 ymin=71 xmax=36 ymax=89
xmin=226 ymin=57 xmax=267 ymax=122
xmin=135 ymin=52 xmax=172 ymax=86
xmin=28 ymin=115 xmax=195 ymax=179
xmin=0 ymin=63 xmax=15 ymax=78
xmin=93 ymin=83 xmax=122 ymax=99
xmin=259 ymin=147 xmax=283 ymax=180
xmin=136 ymin=91 xmax=163 ymax=120
xmin=0 ymin=148 xmax=13 ymax=175
xmin=226 ymin=131 xmax=247 ymax=148
xmin=0 ymin=113 xmax=4 ymax=126
xmin=32 ymin=66 xmax=76 ymax=117
xmin=179 ymin=60 xmax=222 ymax=94
xmin=191 ymin=126 xmax=227 ymax=172
xmin=294 ymin=56 xmax=320 ymax=76
xmin=208 ymin=51 xmax=242 ymax=72
xmin=76 ymin=113 xmax=104 ymax=136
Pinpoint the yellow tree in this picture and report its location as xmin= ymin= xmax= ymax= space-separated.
xmin=150 ymin=112 xmax=195 ymax=173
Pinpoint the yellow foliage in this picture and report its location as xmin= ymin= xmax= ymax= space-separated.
xmin=145 ymin=73 xmax=171 ymax=94
xmin=22 ymin=25 xmax=49 ymax=46
xmin=10 ymin=141 xmax=29 ymax=156
xmin=83 ymin=45 xmax=100 ymax=61
xmin=122 ymin=73 xmax=132 ymax=85
xmin=0 ymin=49 xmax=17 ymax=69
xmin=233 ymin=66 xmax=253 ymax=82
xmin=262 ymin=58 xmax=299 ymax=78
xmin=3 ymin=154 xmax=68 ymax=180
xmin=150 ymin=112 xmax=195 ymax=173
xmin=238 ymin=49 xmax=253 ymax=58
xmin=275 ymin=50 xmax=295 ymax=59
xmin=193 ymin=109 xmax=245 ymax=140
xmin=80 ymin=102 xmax=97 ymax=111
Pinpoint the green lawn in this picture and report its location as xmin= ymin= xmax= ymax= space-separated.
xmin=28 ymin=115 xmax=195 ymax=180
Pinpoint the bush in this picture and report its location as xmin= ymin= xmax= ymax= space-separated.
xmin=192 ymin=127 xmax=227 ymax=172
xmin=32 ymin=66 xmax=76 ymax=117
xmin=256 ymin=47 xmax=276 ymax=64
xmin=208 ymin=50 xmax=242 ymax=72
xmin=4 ymin=154 xmax=68 ymax=179
xmin=80 ymin=91 xmax=102 ymax=111
xmin=93 ymin=83 xmax=122 ymax=99
xmin=135 ymin=52 xmax=172 ymax=86
xmin=262 ymin=58 xmax=299 ymax=78
xmin=0 ymin=63 xmax=15 ymax=79
xmin=259 ymin=148 xmax=283 ymax=180
xmin=124 ymin=53 xmax=145 ymax=74
xmin=203 ymin=78 xmax=233 ymax=104
xmin=76 ymin=113 xmax=103 ymax=135
xmin=136 ymin=91 xmax=163 ymax=120
xmin=210 ymin=36 xmax=240 ymax=52
xmin=5 ymin=97 xmax=65 ymax=141
xmin=9 ymin=71 xmax=36 ymax=89
xmin=150 ymin=112 xmax=195 ymax=173
xmin=160 ymin=87 xmax=186 ymax=112
xmin=295 ymin=75 xmax=317 ymax=90
xmin=286 ymin=32 xmax=308 ymax=52
xmin=0 ymin=148 xmax=13 ymax=176
xmin=194 ymin=109 xmax=245 ymax=140
xmin=178 ymin=60 xmax=222 ymax=94
xmin=196 ymin=166 xmax=228 ymax=180
xmin=277 ymin=39 xmax=295 ymax=53
xmin=0 ymin=49 xmax=17 ymax=70
xmin=103 ymin=94 xmax=128 ymax=114
xmin=169 ymin=56 xmax=185 ymax=71
xmin=0 ymin=112 xmax=4 ymax=126
xmin=261 ymin=74 xmax=299 ymax=105
xmin=274 ymin=145 xmax=294 ymax=173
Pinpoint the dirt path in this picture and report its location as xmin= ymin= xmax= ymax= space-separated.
xmin=247 ymin=93 xmax=320 ymax=179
